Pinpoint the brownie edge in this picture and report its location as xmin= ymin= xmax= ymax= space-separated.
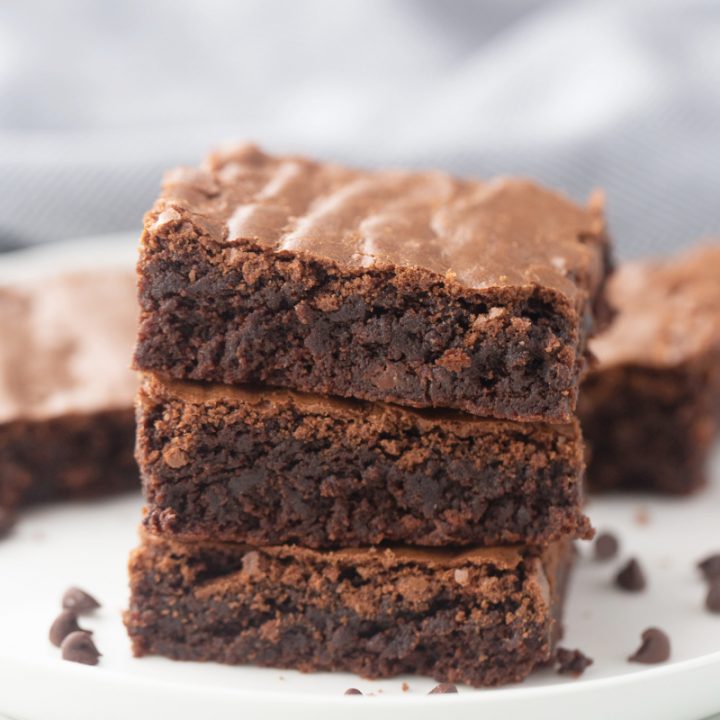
xmin=125 ymin=534 xmax=573 ymax=688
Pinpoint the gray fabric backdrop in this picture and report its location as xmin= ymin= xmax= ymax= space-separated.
xmin=1 ymin=0 xmax=719 ymax=258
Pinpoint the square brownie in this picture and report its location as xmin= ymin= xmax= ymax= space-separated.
xmin=134 ymin=144 xmax=612 ymax=422
xmin=126 ymin=533 xmax=573 ymax=687
xmin=137 ymin=373 xmax=591 ymax=548
xmin=0 ymin=270 xmax=139 ymax=510
xmin=579 ymin=245 xmax=720 ymax=494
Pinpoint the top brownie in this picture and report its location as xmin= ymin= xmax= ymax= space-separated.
xmin=134 ymin=144 xmax=612 ymax=421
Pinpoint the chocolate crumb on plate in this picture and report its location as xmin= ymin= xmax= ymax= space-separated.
xmin=60 ymin=631 xmax=101 ymax=666
xmin=429 ymin=683 xmax=458 ymax=694
xmin=555 ymin=647 xmax=594 ymax=676
xmin=629 ymin=628 xmax=670 ymax=664
xmin=49 ymin=611 xmax=91 ymax=648
xmin=401 ymin=682 xmax=410 ymax=692
xmin=594 ymin=532 xmax=619 ymax=561
xmin=62 ymin=587 xmax=101 ymax=613
xmin=0 ymin=507 xmax=17 ymax=539
xmin=698 ymin=553 xmax=720 ymax=581
xmin=705 ymin=583 xmax=720 ymax=613
xmin=344 ymin=688 xmax=362 ymax=696
xmin=615 ymin=558 xmax=646 ymax=591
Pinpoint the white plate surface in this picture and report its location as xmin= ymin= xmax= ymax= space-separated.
xmin=0 ymin=237 xmax=719 ymax=720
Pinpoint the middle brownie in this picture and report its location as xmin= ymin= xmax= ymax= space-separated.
xmin=138 ymin=373 xmax=590 ymax=548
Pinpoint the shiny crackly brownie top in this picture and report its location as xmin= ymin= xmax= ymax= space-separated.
xmin=591 ymin=244 xmax=720 ymax=368
xmin=145 ymin=143 xmax=609 ymax=305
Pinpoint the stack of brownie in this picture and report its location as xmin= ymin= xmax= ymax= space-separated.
xmin=125 ymin=144 xmax=612 ymax=687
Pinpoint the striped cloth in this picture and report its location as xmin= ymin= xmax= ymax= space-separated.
xmin=1 ymin=0 xmax=719 ymax=257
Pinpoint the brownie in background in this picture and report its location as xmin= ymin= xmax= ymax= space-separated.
xmin=0 ymin=270 xmax=138 ymax=511
xmin=580 ymin=245 xmax=720 ymax=494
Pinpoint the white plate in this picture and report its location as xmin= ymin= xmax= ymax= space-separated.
xmin=1 ymin=237 xmax=719 ymax=720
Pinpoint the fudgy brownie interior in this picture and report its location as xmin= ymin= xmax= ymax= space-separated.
xmin=126 ymin=534 xmax=572 ymax=687
xmin=138 ymin=373 xmax=591 ymax=547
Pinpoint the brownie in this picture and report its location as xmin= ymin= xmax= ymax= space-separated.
xmin=126 ymin=533 xmax=573 ymax=687
xmin=0 ymin=270 xmax=139 ymax=510
xmin=579 ymin=245 xmax=720 ymax=493
xmin=137 ymin=372 xmax=591 ymax=548
xmin=134 ymin=144 xmax=613 ymax=422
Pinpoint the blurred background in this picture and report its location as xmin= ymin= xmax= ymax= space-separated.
xmin=1 ymin=0 xmax=719 ymax=258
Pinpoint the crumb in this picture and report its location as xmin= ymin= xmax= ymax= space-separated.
xmin=634 ymin=507 xmax=650 ymax=526
xmin=555 ymin=647 xmax=593 ymax=677
xmin=401 ymin=682 xmax=409 ymax=692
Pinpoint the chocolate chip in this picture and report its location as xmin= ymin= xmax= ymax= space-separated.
xmin=429 ymin=683 xmax=458 ymax=694
xmin=0 ymin=507 xmax=17 ymax=539
xmin=555 ymin=647 xmax=593 ymax=676
xmin=615 ymin=558 xmax=646 ymax=591
xmin=628 ymin=628 xmax=670 ymax=664
xmin=49 ymin=610 xmax=91 ymax=648
xmin=62 ymin=587 xmax=100 ymax=613
xmin=344 ymin=688 xmax=362 ymax=695
xmin=60 ymin=631 xmax=101 ymax=665
xmin=705 ymin=582 xmax=720 ymax=613
xmin=594 ymin=532 xmax=619 ymax=561
xmin=698 ymin=553 xmax=720 ymax=581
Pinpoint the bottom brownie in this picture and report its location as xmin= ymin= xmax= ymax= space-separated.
xmin=0 ymin=409 xmax=137 ymax=510
xmin=126 ymin=534 xmax=572 ymax=687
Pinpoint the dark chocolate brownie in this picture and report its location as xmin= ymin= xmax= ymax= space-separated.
xmin=134 ymin=144 xmax=613 ymax=423
xmin=126 ymin=534 xmax=573 ymax=688
xmin=0 ymin=270 xmax=139 ymax=510
xmin=0 ymin=409 xmax=136 ymax=509
xmin=579 ymin=245 xmax=720 ymax=493
xmin=137 ymin=373 xmax=591 ymax=548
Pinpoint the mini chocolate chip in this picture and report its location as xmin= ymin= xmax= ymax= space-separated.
xmin=344 ymin=688 xmax=362 ymax=695
xmin=705 ymin=583 xmax=720 ymax=613
xmin=698 ymin=554 xmax=720 ymax=581
xmin=594 ymin=532 xmax=619 ymax=561
xmin=629 ymin=628 xmax=670 ymax=664
xmin=0 ymin=507 xmax=17 ymax=539
xmin=429 ymin=683 xmax=458 ymax=694
xmin=556 ymin=647 xmax=593 ymax=676
xmin=615 ymin=558 xmax=646 ymax=592
xmin=62 ymin=587 xmax=100 ymax=613
xmin=61 ymin=631 xmax=101 ymax=665
xmin=49 ymin=610 xmax=91 ymax=648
